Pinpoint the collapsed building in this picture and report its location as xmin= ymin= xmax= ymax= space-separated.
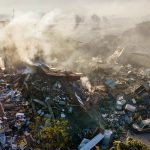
xmin=0 ymin=59 xmax=149 ymax=149
xmin=0 ymin=44 xmax=149 ymax=150
xmin=0 ymin=12 xmax=150 ymax=149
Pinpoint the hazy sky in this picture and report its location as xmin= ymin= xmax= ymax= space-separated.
xmin=0 ymin=0 xmax=150 ymax=17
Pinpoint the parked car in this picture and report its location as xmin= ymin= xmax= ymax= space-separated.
xmin=132 ymin=119 xmax=150 ymax=133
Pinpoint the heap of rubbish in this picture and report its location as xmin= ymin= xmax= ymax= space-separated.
xmin=87 ymin=64 xmax=150 ymax=140
xmin=0 ymin=62 xmax=150 ymax=149
xmin=0 ymin=64 xmax=102 ymax=149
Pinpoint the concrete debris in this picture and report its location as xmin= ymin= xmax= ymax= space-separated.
xmin=79 ymin=133 xmax=104 ymax=150
xmin=105 ymin=79 xmax=116 ymax=89
xmin=116 ymin=96 xmax=126 ymax=111
xmin=132 ymin=98 xmax=136 ymax=104
xmin=78 ymin=138 xmax=90 ymax=150
xmin=75 ymin=92 xmax=84 ymax=106
xmin=0 ymin=63 xmax=149 ymax=149
xmin=125 ymin=104 xmax=136 ymax=112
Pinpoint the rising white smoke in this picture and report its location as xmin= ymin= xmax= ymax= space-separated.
xmin=81 ymin=76 xmax=92 ymax=92
xmin=0 ymin=10 xmax=150 ymax=71
xmin=0 ymin=10 xmax=78 ymax=68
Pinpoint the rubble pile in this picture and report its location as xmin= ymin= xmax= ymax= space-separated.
xmin=88 ymin=64 xmax=150 ymax=140
xmin=0 ymin=64 xmax=100 ymax=149
xmin=0 ymin=68 xmax=30 ymax=149
xmin=0 ymin=62 xmax=150 ymax=149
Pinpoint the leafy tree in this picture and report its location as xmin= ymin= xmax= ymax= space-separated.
xmin=38 ymin=119 xmax=69 ymax=150
xmin=110 ymin=137 xmax=150 ymax=150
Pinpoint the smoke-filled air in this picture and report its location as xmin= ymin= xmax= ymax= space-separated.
xmin=0 ymin=9 xmax=150 ymax=72
xmin=0 ymin=0 xmax=150 ymax=149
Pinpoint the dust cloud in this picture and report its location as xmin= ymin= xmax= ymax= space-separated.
xmin=0 ymin=9 xmax=150 ymax=72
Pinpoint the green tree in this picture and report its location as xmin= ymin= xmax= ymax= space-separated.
xmin=38 ymin=119 xmax=69 ymax=150
xmin=110 ymin=137 xmax=150 ymax=150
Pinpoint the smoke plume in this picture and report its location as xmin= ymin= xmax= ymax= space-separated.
xmin=0 ymin=10 xmax=150 ymax=71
